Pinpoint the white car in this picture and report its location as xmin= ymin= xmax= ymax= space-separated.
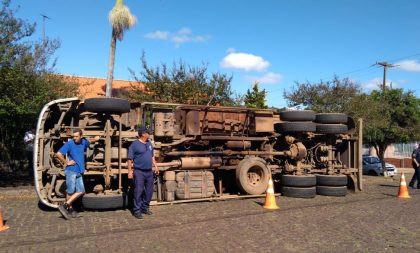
xmin=362 ymin=155 xmax=397 ymax=177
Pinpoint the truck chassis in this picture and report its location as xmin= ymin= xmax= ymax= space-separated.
xmin=34 ymin=97 xmax=363 ymax=209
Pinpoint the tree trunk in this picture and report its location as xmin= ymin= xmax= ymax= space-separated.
xmin=377 ymin=144 xmax=388 ymax=177
xmin=106 ymin=32 xmax=117 ymax=97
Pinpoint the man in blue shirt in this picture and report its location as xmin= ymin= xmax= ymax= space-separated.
xmin=56 ymin=129 xmax=99 ymax=219
xmin=409 ymin=143 xmax=420 ymax=189
xmin=128 ymin=126 xmax=159 ymax=219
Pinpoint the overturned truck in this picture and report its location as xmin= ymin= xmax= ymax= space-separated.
xmin=34 ymin=97 xmax=363 ymax=209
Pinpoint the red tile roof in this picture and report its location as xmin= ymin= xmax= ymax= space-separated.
xmin=66 ymin=76 xmax=144 ymax=98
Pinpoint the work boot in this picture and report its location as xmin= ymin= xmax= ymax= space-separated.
xmin=68 ymin=208 xmax=80 ymax=218
xmin=141 ymin=209 xmax=153 ymax=215
xmin=133 ymin=212 xmax=143 ymax=219
xmin=58 ymin=203 xmax=70 ymax=220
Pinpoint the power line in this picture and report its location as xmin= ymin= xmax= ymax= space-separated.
xmin=387 ymin=52 xmax=420 ymax=64
xmin=264 ymin=52 xmax=420 ymax=94
xmin=320 ymin=52 xmax=420 ymax=82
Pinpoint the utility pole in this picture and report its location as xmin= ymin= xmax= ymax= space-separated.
xmin=40 ymin=14 xmax=50 ymax=43
xmin=375 ymin=61 xmax=395 ymax=177
xmin=375 ymin=61 xmax=395 ymax=91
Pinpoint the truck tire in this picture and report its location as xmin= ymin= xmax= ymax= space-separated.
xmin=82 ymin=193 xmax=128 ymax=210
xmin=315 ymin=113 xmax=348 ymax=124
xmin=281 ymin=186 xmax=316 ymax=198
xmin=316 ymin=124 xmax=348 ymax=134
xmin=281 ymin=175 xmax=316 ymax=187
xmin=236 ymin=158 xmax=270 ymax=195
xmin=316 ymin=175 xmax=348 ymax=186
xmin=279 ymin=110 xmax=316 ymax=121
xmin=316 ymin=186 xmax=347 ymax=197
xmin=84 ymin=97 xmax=130 ymax=113
xmin=275 ymin=122 xmax=316 ymax=133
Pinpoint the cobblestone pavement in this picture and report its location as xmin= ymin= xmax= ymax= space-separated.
xmin=1 ymin=174 xmax=420 ymax=253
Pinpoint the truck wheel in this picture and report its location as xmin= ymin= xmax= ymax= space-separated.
xmin=316 ymin=124 xmax=348 ymax=134
xmin=236 ymin=158 xmax=270 ymax=195
xmin=315 ymin=113 xmax=348 ymax=124
xmin=316 ymin=186 xmax=347 ymax=197
xmin=82 ymin=193 xmax=128 ymax=210
xmin=316 ymin=175 xmax=348 ymax=186
xmin=275 ymin=122 xmax=316 ymax=133
xmin=281 ymin=186 xmax=316 ymax=198
xmin=281 ymin=175 xmax=316 ymax=187
xmin=279 ymin=110 xmax=316 ymax=121
xmin=84 ymin=97 xmax=130 ymax=113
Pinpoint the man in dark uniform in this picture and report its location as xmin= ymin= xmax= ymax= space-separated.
xmin=409 ymin=143 xmax=420 ymax=189
xmin=128 ymin=126 xmax=159 ymax=219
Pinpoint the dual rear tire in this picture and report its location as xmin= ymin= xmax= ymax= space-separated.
xmin=276 ymin=111 xmax=350 ymax=134
xmin=280 ymin=174 xmax=348 ymax=198
xmin=316 ymin=175 xmax=348 ymax=197
xmin=280 ymin=175 xmax=316 ymax=198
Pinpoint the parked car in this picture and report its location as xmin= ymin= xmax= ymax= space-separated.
xmin=362 ymin=155 xmax=397 ymax=176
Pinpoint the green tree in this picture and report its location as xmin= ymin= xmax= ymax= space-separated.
xmin=124 ymin=53 xmax=239 ymax=106
xmin=283 ymin=76 xmax=361 ymax=112
xmin=0 ymin=0 xmax=78 ymax=162
xmin=283 ymin=74 xmax=420 ymax=174
xmin=349 ymin=89 xmax=420 ymax=170
xmin=105 ymin=0 xmax=136 ymax=97
xmin=244 ymin=82 xmax=267 ymax=108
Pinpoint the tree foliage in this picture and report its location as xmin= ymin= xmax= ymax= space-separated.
xmin=350 ymin=89 xmax=420 ymax=165
xmin=0 ymin=0 xmax=78 ymax=161
xmin=283 ymin=76 xmax=361 ymax=112
xmin=283 ymin=73 xmax=420 ymax=170
xmin=244 ymin=82 xmax=267 ymax=108
xmin=124 ymin=53 xmax=240 ymax=106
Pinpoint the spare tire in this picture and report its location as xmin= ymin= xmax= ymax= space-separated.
xmin=281 ymin=186 xmax=316 ymax=198
xmin=82 ymin=193 xmax=128 ymax=210
xmin=316 ymin=124 xmax=348 ymax=134
xmin=316 ymin=175 xmax=348 ymax=186
xmin=236 ymin=158 xmax=270 ymax=195
xmin=316 ymin=186 xmax=347 ymax=197
xmin=279 ymin=110 xmax=316 ymax=121
xmin=315 ymin=113 xmax=348 ymax=124
xmin=281 ymin=175 xmax=316 ymax=187
xmin=275 ymin=122 xmax=316 ymax=133
xmin=84 ymin=97 xmax=130 ymax=113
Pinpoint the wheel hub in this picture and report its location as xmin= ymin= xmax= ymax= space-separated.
xmin=247 ymin=167 xmax=263 ymax=186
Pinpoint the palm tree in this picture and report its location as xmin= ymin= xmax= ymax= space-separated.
xmin=105 ymin=0 xmax=136 ymax=97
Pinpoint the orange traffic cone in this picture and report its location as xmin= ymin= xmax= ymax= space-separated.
xmin=397 ymin=172 xmax=411 ymax=199
xmin=263 ymin=177 xmax=279 ymax=210
xmin=0 ymin=208 xmax=9 ymax=232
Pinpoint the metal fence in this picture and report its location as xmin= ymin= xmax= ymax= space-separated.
xmin=392 ymin=142 xmax=418 ymax=158
xmin=363 ymin=142 xmax=418 ymax=158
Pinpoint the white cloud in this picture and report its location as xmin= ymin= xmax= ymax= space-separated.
xmin=395 ymin=60 xmax=420 ymax=72
xmin=245 ymin=72 xmax=283 ymax=84
xmin=361 ymin=78 xmax=401 ymax=91
xmin=178 ymin=27 xmax=191 ymax=35
xmin=144 ymin=30 xmax=169 ymax=40
xmin=143 ymin=27 xmax=210 ymax=47
xmin=361 ymin=78 xmax=382 ymax=91
xmin=226 ymin=48 xmax=236 ymax=54
xmin=220 ymin=52 xmax=270 ymax=72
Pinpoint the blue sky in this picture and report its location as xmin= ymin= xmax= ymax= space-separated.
xmin=11 ymin=0 xmax=420 ymax=108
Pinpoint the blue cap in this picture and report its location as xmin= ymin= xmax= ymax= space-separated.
xmin=137 ymin=126 xmax=149 ymax=135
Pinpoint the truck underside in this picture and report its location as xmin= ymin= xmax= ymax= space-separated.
xmin=34 ymin=97 xmax=363 ymax=209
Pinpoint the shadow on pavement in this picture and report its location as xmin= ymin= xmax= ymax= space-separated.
xmin=379 ymin=184 xmax=398 ymax=188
